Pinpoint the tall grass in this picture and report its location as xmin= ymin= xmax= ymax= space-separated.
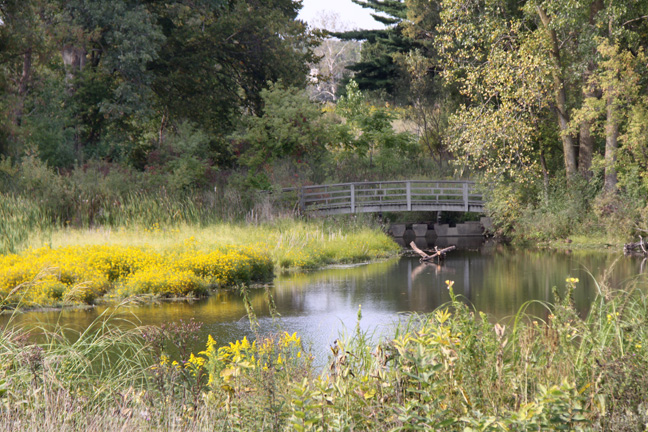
xmin=31 ymin=218 xmax=399 ymax=270
xmin=0 ymin=156 xmax=310 ymax=253
xmin=1 ymin=272 xmax=647 ymax=430
xmin=0 ymin=303 xmax=155 ymax=430
xmin=0 ymin=194 xmax=50 ymax=254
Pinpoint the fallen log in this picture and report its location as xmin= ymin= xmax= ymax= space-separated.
xmin=409 ymin=241 xmax=456 ymax=262
xmin=624 ymin=236 xmax=648 ymax=256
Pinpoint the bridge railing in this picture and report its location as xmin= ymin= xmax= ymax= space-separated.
xmin=296 ymin=180 xmax=483 ymax=214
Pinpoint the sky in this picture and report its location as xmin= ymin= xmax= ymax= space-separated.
xmin=297 ymin=0 xmax=387 ymax=31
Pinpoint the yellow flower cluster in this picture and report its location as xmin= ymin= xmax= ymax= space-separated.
xmin=0 ymin=243 xmax=273 ymax=306
xmin=198 ymin=332 xmax=305 ymax=389
xmin=172 ymin=246 xmax=271 ymax=287
xmin=607 ymin=312 xmax=620 ymax=322
xmin=122 ymin=267 xmax=204 ymax=297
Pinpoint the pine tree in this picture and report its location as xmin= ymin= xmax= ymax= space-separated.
xmin=333 ymin=0 xmax=414 ymax=97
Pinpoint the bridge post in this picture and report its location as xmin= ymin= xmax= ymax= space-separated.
xmin=463 ymin=183 xmax=468 ymax=211
xmin=350 ymin=184 xmax=355 ymax=213
xmin=406 ymin=181 xmax=411 ymax=211
xmin=299 ymin=187 xmax=305 ymax=214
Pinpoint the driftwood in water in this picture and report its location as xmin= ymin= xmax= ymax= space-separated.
xmin=624 ymin=236 xmax=648 ymax=256
xmin=409 ymin=241 xmax=456 ymax=262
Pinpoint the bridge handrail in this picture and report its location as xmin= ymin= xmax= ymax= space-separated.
xmin=282 ymin=180 xmax=484 ymax=214
xmin=297 ymin=179 xmax=475 ymax=189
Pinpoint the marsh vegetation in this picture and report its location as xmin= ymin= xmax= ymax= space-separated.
xmin=1 ymin=275 xmax=648 ymax=430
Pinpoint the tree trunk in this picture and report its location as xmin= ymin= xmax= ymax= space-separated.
xmin=603 ymin=91 xmax=619 ymax=193
xmin=578 ymin=116 xmax=594 ymax=178
xmin=579 ymin=1 xmax=604 ymax=179
xmin=579 ymin=67 xmax=599 ymax=179
xmin=61 ymin=45 xmax=87 ymax=158
xmin=603 ymin=13 xmax=620 ymax=194
xmin=61 ymin=45 xmax=87 ymax=94
xmin=540 ymin=148 xmax=550 ymax=202
xmin=12 ymin=48 xmax=33 ymax=126
xmin=537 ymin=6 xmax=578 ymax=177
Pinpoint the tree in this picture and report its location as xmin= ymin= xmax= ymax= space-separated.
xmin=333 ymin=79 xmax=417 ymax=178
xmin=434 ymin=0 xmax=648 ymax=189
xmin=148 ymin=0 xmax=317 ymax=163
xmin=575 ymin=40 xmax=648 ymax=193
xmin=65 ymin=1 xmax=164 ymax=160
xmin=435 ymin=0 xmax=553 ymax=184
xmin=0 ymin=0 xmax=318 ymax=172
xmin=232 ymin=82 xmax=334 ymax=188
xmin=334 ymin=0 xmax=413 ymax=98
xmin=0 ymin=0 xmax=53 ymax=156
xmin=530 ymin=0 xmax=648 ymax=192
xmin=307 ymin=12 xmax=361 ymax=102
xmin=398 ymin=1 xmax=454 ymax=170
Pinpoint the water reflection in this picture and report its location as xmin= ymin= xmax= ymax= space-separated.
xmin=1 ymin=242 xmax=646 ymax=365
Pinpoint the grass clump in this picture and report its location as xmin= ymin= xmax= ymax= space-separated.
xmin=266 ymin=221 xmax=398 ymax=269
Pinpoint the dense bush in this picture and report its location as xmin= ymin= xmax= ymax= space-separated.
xmin=485 ymin=172 xmax=647 ymax=243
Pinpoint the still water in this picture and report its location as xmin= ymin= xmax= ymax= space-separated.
xmin=2 ymin=241 xmax=646 ymax=363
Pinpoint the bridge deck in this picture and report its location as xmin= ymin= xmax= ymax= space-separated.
xmin=287 ymin=180 xmax=484 ymax=215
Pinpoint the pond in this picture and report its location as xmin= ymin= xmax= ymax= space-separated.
xmin=2 ymin=240 xmax=646 ymax=364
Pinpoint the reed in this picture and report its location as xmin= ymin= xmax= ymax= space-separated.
xmin=0 ymin=194 xmax=50 ymax=254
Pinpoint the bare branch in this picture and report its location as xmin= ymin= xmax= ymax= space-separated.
xmin=622 ymin=15 xmax=648 ymax=27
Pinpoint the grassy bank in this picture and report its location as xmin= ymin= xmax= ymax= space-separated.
xmin=0 ymin=220 xmax=399 ymax=308
xmin=1 ymin=276 xmax=647 ymax=430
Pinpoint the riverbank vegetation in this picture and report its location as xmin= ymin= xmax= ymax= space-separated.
xmin=0 ymin=220 xmax=397 ymax=308
xmin=1 ymin=276 xmax=647 ymax=430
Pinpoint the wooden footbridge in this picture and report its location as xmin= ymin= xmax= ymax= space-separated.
xmin=286 ymin=180 xmax=484 ymax=215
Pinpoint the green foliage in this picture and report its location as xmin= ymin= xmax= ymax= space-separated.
xmin=149 ymin=0 xmax=316 ymax=138
xmin=147 ymin=121 xmax=216 ymax=192
xmin=19 ymin=72 xmax=76 ymax=168
xmin=437 ymin=0 xmax=554 ymax=183
xmin=425 ymin=0 xmax=648 ymax=238
xmin=514 ymin=176 xmax=598 ymax=242
xmin=590 ymin=192 xmax=644 ymax=240
xmin=59 ymin=0 xmax=165 ymax=156
xmin=0 ymin=0 xmax=317 ymax=175
xmin=481 ymin=181 xmax=536 ymax=239
xmin=234 ymin=82 xmax=334 ymax=187
xmin=331 ymin=80 xmax=419 ymax=180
